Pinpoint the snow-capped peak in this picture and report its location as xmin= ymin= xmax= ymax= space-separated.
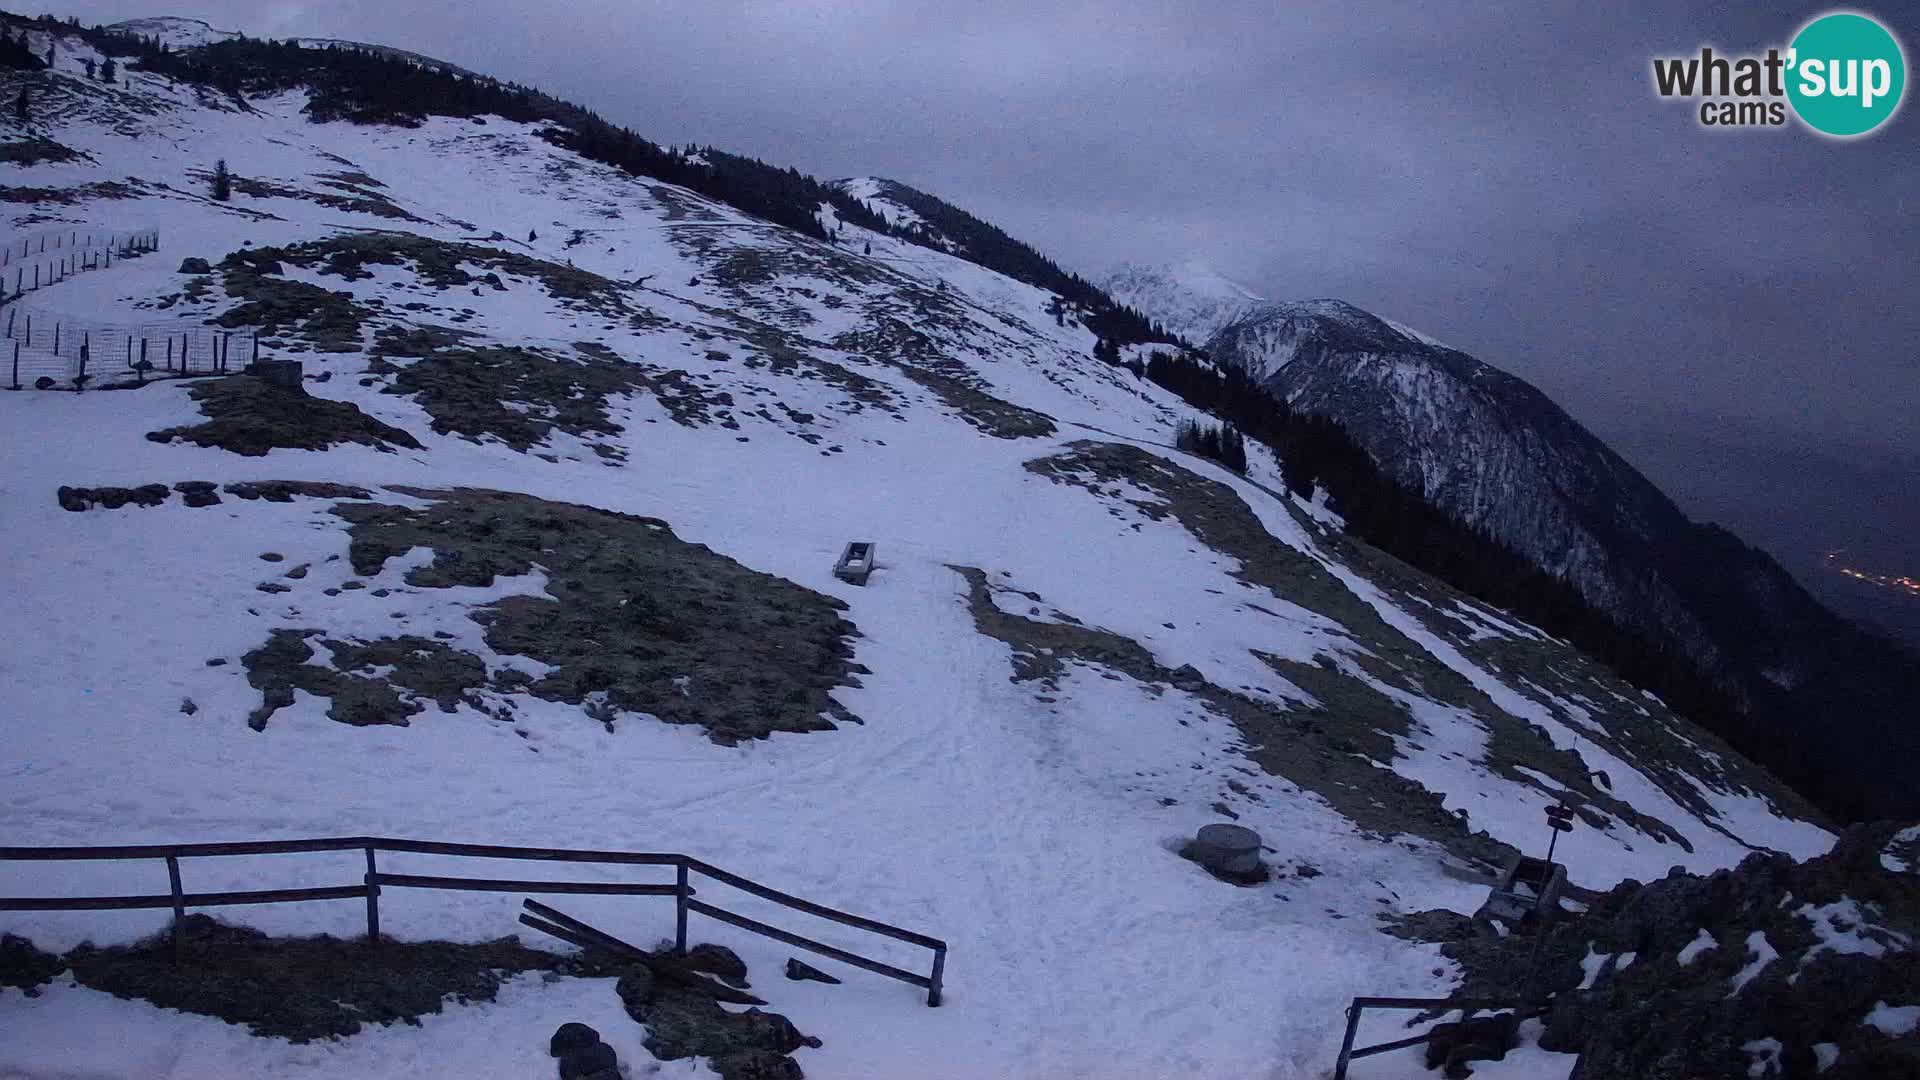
xmin=1099 ymin=260 xmax=1266 ymax=344
xmin=106 ymin=16 xmax=239 ymax=49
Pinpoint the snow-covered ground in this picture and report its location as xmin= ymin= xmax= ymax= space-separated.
xmin=0 ymin=26 xmax=1835 ymax=1080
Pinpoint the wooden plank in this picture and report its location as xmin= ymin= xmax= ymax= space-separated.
xmin=0 ymin=884 xmax=368 ymax=911
xmin=373 ymin=872 xmax=679 ymax=896
xmin=682 ymin=859 xmax=945 ymax=951
xmin=686 ymin=898 xmax=930 ymax=990
xmin=370 ymin=838 xmax=681 ymax=865
xmin=519 ymin=913 xmax=601 ymax=952
xmin=0 ymin=837 xmax=370 ymax=861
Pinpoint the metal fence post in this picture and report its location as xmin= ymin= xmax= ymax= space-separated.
xmin=364 ymin=846 xmax=383 ymax=944
xmin=675 ymin=860 xmax=690 ymax=955
xmin=364 ymin=846 xmax=381 ymax=946
xmin=165 ymin=856 xmax=186 ymax=961
xmin=1333 ymin=1001 xmax=1363 ymax=1080
xmin=928 ymin=944 xmax=946 ymax=1007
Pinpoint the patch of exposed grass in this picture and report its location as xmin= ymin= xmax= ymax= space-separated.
xmin=145 ymin=376 xmax=422 ymax=456
xmin=330 ymin=487 xmax=864 ymax=743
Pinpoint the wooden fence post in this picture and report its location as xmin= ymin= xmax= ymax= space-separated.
xmin=52 ymin=322 xmax=59 ymax=355
xmin=165 ymin=337 xmax=173 ymax=371
xmin=10 ymin=341 xmax=18 ymax=390
xmin=928 ymin=945 xmax=945 ymax=1007
xmin=166 ymin=856 xmax=186 ymax=961
xmin=364 ymin=847 xmax=381 ymax=946
xmin=675 ymin=861 xmax=689 ymax=955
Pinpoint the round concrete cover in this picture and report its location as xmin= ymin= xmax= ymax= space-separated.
xmin=1196 ymin=823 xmax=1260 ymax=853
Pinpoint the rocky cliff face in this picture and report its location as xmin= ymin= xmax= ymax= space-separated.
xmin=1415 ymin=822 xmax=1920 ymax=1080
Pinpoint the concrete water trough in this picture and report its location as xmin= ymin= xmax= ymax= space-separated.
xmin=834 ymin=541 xmax=876 ymax=586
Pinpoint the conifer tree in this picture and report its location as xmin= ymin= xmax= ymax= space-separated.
xmin=100 ymin=56 xmax=115 ymax=83
xmin=211 ymin=159 xmax=231 ymax=201
xmin=83 ymin=57 xmax=94 ymax=78
xmin=14 ymin=86 xmax=27 ymax=125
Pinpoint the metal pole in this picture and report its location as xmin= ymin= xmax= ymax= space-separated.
xmin=166 ymin=856 xmax=186 ymax=961
xmin=364 ymin=847 xmax=381 ymax=946
xmin=1333 ymin=1001 xmax=1364 ymax=1080
xmin=674 ymin=861 xmax=690 ymax=955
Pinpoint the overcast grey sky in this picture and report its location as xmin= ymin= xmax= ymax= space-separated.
xmin=61 ymin=1 xmax=1920 ymax=631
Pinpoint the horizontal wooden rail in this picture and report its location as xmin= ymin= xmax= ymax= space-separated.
xmin=371 ymin=872 xmax=681 ymax=897
xmin=0 ymin=884 xmax=368 ymax=912
xmin=369 ymin=839 xmax=682 ymax=865
xmin=688 ymin=898 xmax=932 ymax=992
xmin=0 ymin=837 xmax=684 ymax=864
xmin=0 ymin=837 xmax=372 ymax=861
xmin=683 ymin=858 xmax=946 ymax=952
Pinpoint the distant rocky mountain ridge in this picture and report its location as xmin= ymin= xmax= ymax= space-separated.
xmin=1106 ymin=263 xmax=1920 ymax=822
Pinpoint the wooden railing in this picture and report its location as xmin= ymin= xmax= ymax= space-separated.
xmin=0 ymin=836 xmax=946 ymax=1006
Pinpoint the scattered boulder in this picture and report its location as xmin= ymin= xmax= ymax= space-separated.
xmin=56 ymin=484 xmax=171 ymax=512
xmin=615 ymin=947 xmax=818 ymax=1080
xmin=685 ymin=943 xmax=749 ymax=986
xmin=556 ymin=1039 xmax=618 ymax=1080
xmin=1169 ymin=663 xmax=1207 ymax=690
xmin=1424 ymin=1012 xmax=1517 ymax=1078
xmin=174 ymin=480 xmax=221 ymax=507
xmin=224 ymin=480 xmax=371 ymax=503
xmin=785 ymin=958 xmax=840 ymax=985
xmin=177 ymin=257 xmax=212 ymax=274
xmin=0 ymin=934 xmax=63 ymax=995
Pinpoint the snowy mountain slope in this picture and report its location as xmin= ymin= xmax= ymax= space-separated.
xmin=103 ymin=15 xmax=237 ymax=50
xmin=0 ymin=23 xmax=1836 ymax=1080
xmin=1102 ymin=259 xmax=1266 ymax=344
xmin=1112 ymin=263 xmax=1920 ymax=824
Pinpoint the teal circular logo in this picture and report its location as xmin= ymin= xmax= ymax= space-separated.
xmin=1787 ymin=12 xmax=1906 ymax=137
